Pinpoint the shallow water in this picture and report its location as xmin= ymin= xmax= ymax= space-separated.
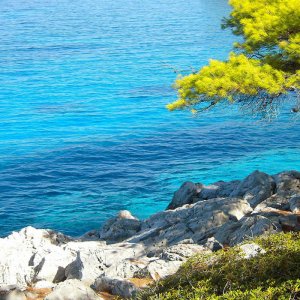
xmin=0 ymin=0 xmax=299 ymax=237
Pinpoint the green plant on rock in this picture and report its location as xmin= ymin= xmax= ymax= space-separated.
xmin=137 ymin=232 xmax=300 ymax=299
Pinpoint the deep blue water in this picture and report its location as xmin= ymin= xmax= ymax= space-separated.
xmin=0 ymin=0 xmax=299 ymax=237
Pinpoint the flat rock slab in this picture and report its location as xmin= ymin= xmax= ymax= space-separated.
xmin=45 ymin=279 xmax=103 ymax=300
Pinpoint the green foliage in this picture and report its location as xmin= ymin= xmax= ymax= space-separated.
xmin=137 ymin=232 xmax=300 ymax=299
xmin=167 ymin=0 xmax=300 ymax=116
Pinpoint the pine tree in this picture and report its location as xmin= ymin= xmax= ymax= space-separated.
xmin=167 ymin=0 xmax=300 ymax=118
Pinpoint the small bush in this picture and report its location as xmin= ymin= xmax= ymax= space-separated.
xmin=138 ymin=232 xmax=300 ymax=299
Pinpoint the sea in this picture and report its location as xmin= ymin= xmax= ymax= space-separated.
xmin=0 ymin=0 xmax=299 ymax=237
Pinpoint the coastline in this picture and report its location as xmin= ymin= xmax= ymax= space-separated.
xmin=1 ymin=169 xmax=300 ymax=299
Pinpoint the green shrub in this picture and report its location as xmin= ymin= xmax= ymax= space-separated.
xmin=138 ymin=233 xmax=300 ymax=299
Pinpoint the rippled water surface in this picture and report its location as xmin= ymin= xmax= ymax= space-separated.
xmin=0 ymin=0 xmax=299 ymax=236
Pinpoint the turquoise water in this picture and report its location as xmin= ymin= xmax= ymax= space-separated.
xmin=0 ymin=0 xmax=299 ymax=237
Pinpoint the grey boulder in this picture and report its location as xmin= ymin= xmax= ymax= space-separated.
xmin=99 ymin=210 xmax=142 ymax=243
xmin=289 ymin=195 xmax=300 ymax=213
xmin=231 ymin=170 xmax=275 ymax=207
xmin=45 ymin=279 xmax=102 ymax=300
xmin=199 ymin=180 xmax=240 ymax=200
xmin=167 ymin=181 xmax=202 ymax=210
xmin=93 ymin=276 xmax=138 ymax=299
xmin=273 ymin=171 xmax=300 ymax=194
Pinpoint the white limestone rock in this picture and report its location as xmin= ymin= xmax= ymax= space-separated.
xmin=65 ymin=241 xmax=145 ymax=285
xmin=160 ymin=244 xmax=208 ymax=261
xmin=0 ymin=226 xmax=74 ymax=289
xmin=239 ymin=243 xmax=266 ymax=259
xmin=34 ymin=280 xmax=56 ymax=289
xmin=5 ymin=290 xmax=26 ymax=300
xmin=146 ymin=259 xmax=182 ymax=280
xmin=103 ymin=258 xmax=150 ymax=279
xmin=31 ymin=244 xmax=75 ymax=283
xmin=45 ymin=279 xmax=102 ymax=300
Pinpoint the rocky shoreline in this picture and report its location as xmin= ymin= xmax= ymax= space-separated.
xmin=1 ymin=170 xmax=300 ymax=300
